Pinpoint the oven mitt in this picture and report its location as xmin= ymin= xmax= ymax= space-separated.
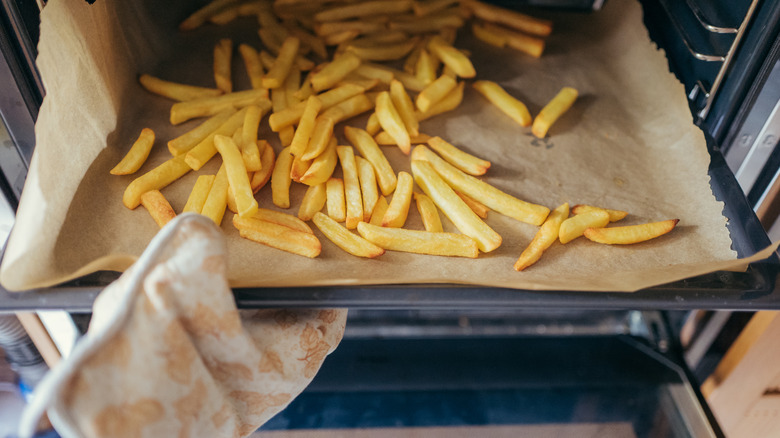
xmin=19 ymin=213 xmax=347 ymax=438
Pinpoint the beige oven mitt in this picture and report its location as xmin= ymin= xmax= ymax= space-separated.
xmin=19 ymin=213 xmax=347 ymax=438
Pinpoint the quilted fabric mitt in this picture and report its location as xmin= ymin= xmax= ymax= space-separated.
xmin=20 ymin=213 xmax=347 ymax=438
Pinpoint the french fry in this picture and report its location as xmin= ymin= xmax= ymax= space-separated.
xmin=290 ymin=154 xmax=312 ymax=182
xmin=427 ymin=35 xmax=476 ymax=78
xmin=350 ymin=31 xmax=410 ymax=48
xmin=318 ymin=93 xmax=373 ymax=123
xmin=179 ymin=0 xmax=237 ymax=31
xmin=271 ymin=146 xmax=294 ymax=208
xmin=214 ymin=135 xmax=258 ymax=218
xmin=356 ymin=156 xmax=379 ymax=221
xmin=559 ymin=210 xmax=610 ymax=244
xmin=253 ymin=208 xmax=313 ymax=234
xmin=251 ymin=141 xmax=276 ymax=192
xmin=337 ymin=76 xmax=380 ymax=91
xmin=123 ymin=155 xmax=191 ymax=209
xmin=141 ymin=190 xmax=177 ymax=229
xmin=238 ymin=0 xmax=271 ymax=16
xmin=532 ymin=87 xmax=578 ymax=138
xmin=355 ymin=63 xmax=395 ymax=84
xmin=411 ymin=159 xmax=501 ymax=252
xmin=464 ymin=0 xmax=553 ymax=37
xmin=571 ymin=204 xmax=628 ymax=222
xmin=514 ymin=203 xmax=568 ymax=271
xmin=344 ymin=126 xmax=397 ymax=196
xmin=480 ymin=22 xmax=545 ymax=58
xmin=416 ymin=75 xmax=457 ymax=113
xmin=414 ymin=192 xmax=443 ymax=232
xmin=311 ymin=52 xmax=362 ymax=92
xmin=301 ymin=116 xmax=336 ymax=160
xmin=170 ymin=89 xmax=269 ymax=125
xmin=286 ymin=23 xmax=328 ymax=59
xmin=584 ymin=219 xmax=679 ymax=245
xmin=415 ymin=48 xmax=437 ymax=85
xmin=366 ymin=112 xmax=381 ymax=136
xmin=262 ymin=36 xmax=300 ymax=89
xmin=186 ymin=106 xmax=261 ymax=171
xmin=279 ymin=126 xmax=295 ymax=146
xmin=234 ymin=216 xmax=321 ymax=258
xmin=214 ymin=38 xmax=233 ymax=93
xmin=183 ymin=175 xmax=216 ymax=214
xmin=241 ymin=106 xmax=263 ymax=172
xmin=375 ymin=91 xmax=411 ymax=155
xmin=470 ymin=22 xmax=506 ymax=48
xmin=415 ymin=81 xmax=464 ymax=120
xmin=294 ymin=72 xmax=314 ymax=100
xmin=337 ymin=146 xmax=364 ymax=229
xmin=362 ymin=63 xmax=427 ymax=92
xmin=412 ymin=145 xmax=549 ymax=225
xmin=139 ymin=74 xmax=222 ymax=102
xmin=258 ymin=26 xmax=290 ymax=56
xmin=110 ymin=128 xmax=155 ymax=175
xmin=473 ymin=80 xmax=532 ymax=127
xmin=313 ymin=212 xmax=385 ymax=258
xmin=389 ymin=79 xmax=419 ymax=137
xmin=357 ymin=222 xmax=478 ymax=258
xmin=315 ymin=0 xmax=413 ymax=21
xmin=370 ymin=196 xmax=390 ymax=226
xmin=374 ymin=131 xmax=431 ymax=146
xmin=290 ymin=95 xmax=322 ymax=157
xmin=426 ymin=136 xmax=490 ymax=176
xmin=326 ymin=177 xmax=347 ymax=222
xmin=168 ymin=109 xmax=236 ymax=156
xmin=382 ymin=171 xmax=414 ymax=228
xmin=284 ymin=66 xmax=302 ymax=107
xmin=298 ymin=183 xmax=327 ymax=221
xmin=322 ymin=29 xmax=361 ymax=46
xmin=201 ymin=164 xmax=230 ymax=226
xmin=456 ymin=191 xmax=489 ymax=218
xmin=269 ymin=83 xmax=364 ymax=131
xmin=413 ymin=0 xmax=459 ymax=16
xmin=346 ymin=39 xmax=418 ymax=61
xmin=389 ymin=11 xmax=465 ymax=34
xmin=300 ymin=136 xmax=338 ymax=186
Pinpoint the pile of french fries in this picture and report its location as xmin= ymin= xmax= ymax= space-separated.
xmin=111 ymin=0 xmax=678 ymax=272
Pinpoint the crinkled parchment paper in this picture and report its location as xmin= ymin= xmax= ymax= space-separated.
xmin=0 ymin=0 xmax=760 ymax=292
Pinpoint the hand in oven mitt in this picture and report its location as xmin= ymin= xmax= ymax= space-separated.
xmin=20 ymin=213 xmax=347 ymax=438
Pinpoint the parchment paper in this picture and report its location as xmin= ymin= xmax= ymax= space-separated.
xmin=0 ymin=0 xmax=759 ymax=292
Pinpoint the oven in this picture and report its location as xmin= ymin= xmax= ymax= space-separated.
xmin=0 ymin=1 xmax=779 ymax=437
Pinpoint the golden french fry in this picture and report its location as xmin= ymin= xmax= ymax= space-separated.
xmin=290 ymin=154 xmax=312 ymax=182
xmin=471 ymin=22 xmax=507 ymax=47
xmin=179 ymin=0 xmax=236 ymax=30
xmin=514 ymin=203 xmax=568 ymax=271
xmin=315 ymin=0 xmax=413 ymax=21
xmin=415 ymin=48 xmax=438 ymax=85
xmin=262 ymin=36 xmax=300 ymax=89
xmin=111 ymin=128 xmax=155 ymax=175
xmin=337 ymin=76 xmax=380 ymax=91
xmin=318 ymin=93 xmax=373 ymax=124
xmin=234 ymin=216 xmax=321 ymax=258
xmin=214 ymin=38 xmax=233 ymax=93
xmin=298 ymin=183 xmax=327 ymax=221
xmin=286 ymin=23 xmax=328 ymax=59
xmin=290 ymin=95 xmax=323 ymax=157
xmin=258 ymin=26 xmax=289 ymax=57
xmin=413 ymin=145 xmax=549 ymax=225
xmin=271 ymin=146 xmax=294 ymax=208
xmin=346 ymin=39 xmax=418 ymax=61
xmin=357 ymin=222 xmax=478 ymax=258
xmin=294 ymin=72 xmax=314 ymax=100
xmin=473 ymin=80 xmax=532 ymax=127
xmin=238 ymin=0 xmax=270 ymax=16
xmin=168 ymin=109 xmax=235 ymax=156
xmin=300 ymin=136 xmax=338 ymax=186
xmin=571 ymin=204 xmax=628 ymax=222
xmin=201 ymin=164 xmax=230 ymax=226
xmin=416 ymin=81 xmax=464 ymax=120
xmin=389 ymin=79 xmax=419 ymax=137
xmin=456 ymin=190 xmax=489 ymax=218
xmin=382 ymin=171 xmax=413 ymax=228
xmin=416 ymin=75 xmax=457 ymax=113
xmin=356 ymin=156 xmax=379 ymax=221
xmin=427 ymin=35 xmax=475 ymax=78
xmin=170 ymin=89 xmax=269 ymax=125
xmin=584 ymin=219 xmax=679 ymax=245
xmin=413 ymin=0 xmax=459 ymax=16
xmin=251 ymin=141 xmax=275 ymax=192
xmin=326 ymin=177 xmax=347 ymax=222
xmin=241 ymin=107 xmax=263 ymax=172
xmin=350 ymin=31 xmax=410 ymax=48
xmin=311 ymin=52 xmax=362 ymax=92
xmin=375 ymin=91 xmax=411 ymax=155
xmin=414 ymin=192 xmax=443 ymax=232
xmin=480 ymin=22 xmax=545 ymax=58
xmin=185 ymin=106 xmax=260 ymax=171
xmin=259 ymin=50 xmax=277 ymax=70
xmin=279 ymin=126 xmax=295 ymax=146
xmin=253 ymin=208 xmax=313 ymax=234
xmin=139 ymin=74 xmax=222 ymax=102
xmin=532 ymin=87 xmax=578 ymax=138
xmin=319 ymin=29 xmax=362 ymax=45
xmin=426 ymin=136 xmax=490 ymax=176
xmin=183 ymin=175 xmax=216 ymax=214
xmin=313 ymin=212 xmax=385 ymax=258
xmin=301 ymin=116 xmax=335 ymax=161
xmin=374 ymin=131 xmax=431 ymax=146
xmin=366 ymin=112 xmax=381 ymax=136
xmin=284 ymin=66 xmax=302 ymax=107
xmin=355 ymin=63 xmax=395 ymax=84
xmin=139 ymin=190 xmax=176 ymax=229
xmin=369 ymin=196 xmax=389 ymax=226
xmin=337 ymin=146 xmax=364 ymax=229
xmin=389 ymin=11 xmax=465 ymax=34
xmin=411 ymin=159 xmax=501 ymax=252
xmin=559 ymin=210 xmax=610 ymax=244
xmin=344 ymin=126 xmax=397 ymax=196
xmin=214 ymin=135 xmax=258 ymax=218
xmin=269 ymin=83 xmax=364 ymax=131
xmin=464 ymin=0 xmax=553 ymax=37
xmin=123 ymin=155 xmax=191 ymax=209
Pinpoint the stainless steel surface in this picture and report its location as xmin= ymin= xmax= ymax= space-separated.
xmin=684 ymin=0 xmax=738 ymax=34
xmin=734 ymin=98 xmax=780 ymax=193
